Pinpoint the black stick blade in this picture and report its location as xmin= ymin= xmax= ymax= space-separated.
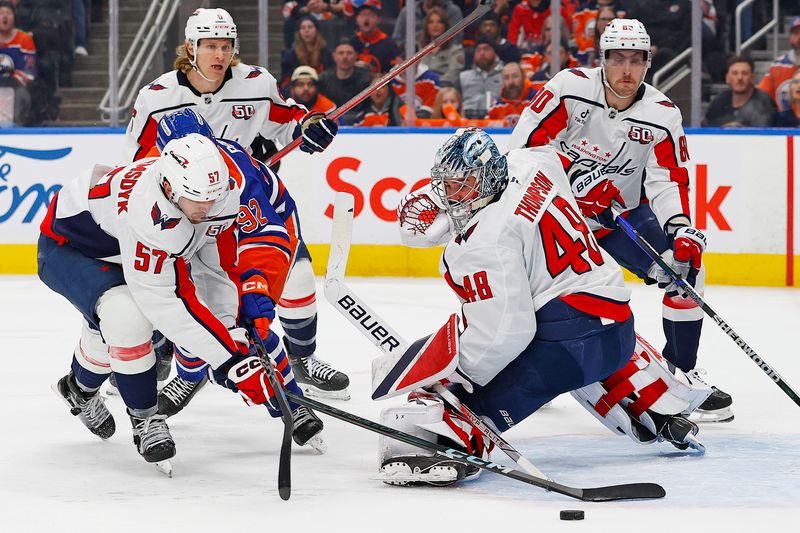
xmin=580 ymin=483 xmax=666 ymax=502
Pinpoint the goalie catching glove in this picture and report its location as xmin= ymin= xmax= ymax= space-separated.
xmin=397 ymin=184 xmax=454 ymax=248
xmin=294 ymin=112 xmax=338 ymax=154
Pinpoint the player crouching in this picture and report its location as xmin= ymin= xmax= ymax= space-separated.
xmin=375 ymin=128 xmax=709 ymax=486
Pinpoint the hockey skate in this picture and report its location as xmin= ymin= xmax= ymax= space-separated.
xmin=292 ymin=405 xmax=327 ymax=453
xmin=651 ymin=412 xmax=704 ymax=453
xmin=288 ymin=351 xmax=351 ymax=401
xmin=53 ymin=371 xmax=116 ymax=439
xmin=130 ymin=412 xmax=176 ymax=477
xmin=377 ymin=455 xmax=479 ymax=486
xmin=157 ymin=375 xmax=208 ymax=417
xmin=687 ymin=368 xmax=734 ymax=423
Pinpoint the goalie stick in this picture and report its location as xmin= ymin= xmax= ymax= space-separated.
xmin=267 ymin=0 xmax=496 ymax=166
xmin=322 ymin=192 xmax=547 ymax=478
xmin=248 ymin=325 xmax=293 ymax=501
xmin=285 ymin=389 xmax=665 ymax=502
xmin=611 ymin=206 xmax=800 ymax=408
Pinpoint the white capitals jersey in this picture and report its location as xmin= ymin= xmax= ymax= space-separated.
xmin=41 ymin=160 xmax=244 ymax=369
xmin=126 ymin=63 xmax=307 ymax=160
xmin=508 ymin=67 xmax=692 ymax=231
xmin=440 ymin=148 xmax=631 ymax=386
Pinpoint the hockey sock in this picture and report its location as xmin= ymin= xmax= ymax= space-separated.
xmin=115 ymin=366 xmax=158 ymax=413
xmin=662 ymin=317 xmax=702 ymax=372
xmin=175 ymin=348 xmax=209 ymax=383
xmin=263 ymin=330 xmax=303 ymax=412
xmin=70 ymin=355 xmax=107 ymax=393
xmin=279 ymin=313 xmax=317 ymax=358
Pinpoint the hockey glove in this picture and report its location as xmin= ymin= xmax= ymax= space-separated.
xmin=397 ymin=185 xmax=454 ymax=248
xmin=216 ymin=348 xmax=285 ymax=411
xmin=294 ymin=112 xmax=338 ymax=154
xmin=656 ymin=226 xmax=707 ymax=297
xmin=240 ymin=270 xmax=276 ymax=340
xmin=571 ymin=169 xmax=625 ymax=227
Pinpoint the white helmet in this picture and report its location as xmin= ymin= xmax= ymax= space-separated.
xmin=160 ymin=133 xmax=229 ymax=204
xmin=185 ymin=8 xmax=239 ymax=57
xmin=599 ymin=18 xmax=651 ymax=67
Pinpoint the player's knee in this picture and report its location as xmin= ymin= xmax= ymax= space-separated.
xmin=279 ymin=258 xmax=317 ymax=318
xmin=74 ymin=320 xmax=111 ymax=374
xmin=96 ymin=286 xmax=155 ymax=374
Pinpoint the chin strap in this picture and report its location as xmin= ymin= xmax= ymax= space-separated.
xmin=601 ymin=65 xmax=647 ymax=102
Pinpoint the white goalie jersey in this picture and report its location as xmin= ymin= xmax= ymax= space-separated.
xmin=508 ymin=67 xmax=692 ymax=231
xmin=41 ymin=160 xmax=244 ymax=369
xmin=437 ymin=148 xmax=631 ymax=386
xmin=125 ymin=63 xmax=307 ymax=160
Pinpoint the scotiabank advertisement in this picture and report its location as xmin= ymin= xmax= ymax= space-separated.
xmin=0 ymin=129 xmax=796 ymax=285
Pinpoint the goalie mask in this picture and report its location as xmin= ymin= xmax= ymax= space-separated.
xmin=430 ymin=128 xmax=508 ymax=232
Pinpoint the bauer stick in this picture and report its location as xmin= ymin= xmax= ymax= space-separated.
xmin=284 ymin=389 xmax=665 ymax=501
xmin=248 ymin=325 xmax=294 ymax=500
xmin=611 ymin=206 xmax=800 ymax=408
xmin=324 ymin=192 xmax=550 ymax=480
xmin=267 ymin=0 xmax=496 ymax=166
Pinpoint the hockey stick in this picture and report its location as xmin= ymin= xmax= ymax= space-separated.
xmin=266 ymin=0 xmax=496 ymax=166
xmin=611 ymin=206 xmax=800 ymax=408
xmin=248 ymin=325 xmax=293 ymax=500
xmin=285 ymin=390 xmax=665 ymax=501
xmin=324 ymin=192 xmax=548 ymax=481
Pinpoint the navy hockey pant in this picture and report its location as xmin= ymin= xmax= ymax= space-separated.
xmin=458 ymin=298 xmax=635 ymax=432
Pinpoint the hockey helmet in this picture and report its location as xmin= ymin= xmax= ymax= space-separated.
xmin=430 ymin=127 xmax=508 ymax=232
xmin=185 ymin=8 xmax=239 ymax=57
xmin=599 ymin=19 xmax=651 ymax=67
xmin=159 ymin=133 xmax=229 ymax=208
xmin=157 ymin=108 xmax=216 ymax=151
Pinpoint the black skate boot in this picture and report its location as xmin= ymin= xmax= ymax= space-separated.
xmin=379 ymin=455 xmax=479 ymax=487
xmin=53 ymin=371 xmax=116 ymax=439
xmin=130 ymin=412 xmax=176 ymax=475
xmin=292 ymin=405 xmax=326 ymax=452
xmin=651 ymin=412 xmax=704 ymax=452
xmin=152 ymin=332 xmax=174 ymax=384
xmin=689 ymin=368 xmax=734 ymax=423
xmin=157 ymin=375 xmax=208 ymax=417
xmin=288 ymin=349 xmax=350 ymax=401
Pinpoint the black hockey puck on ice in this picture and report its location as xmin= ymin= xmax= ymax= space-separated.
xmin=559 ymin=510 xmax=585 ymax=520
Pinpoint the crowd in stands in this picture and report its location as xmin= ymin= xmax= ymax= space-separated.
xmin=281 ymin=0 xmax=800 ymax=129
xmin=0 ymin=0 xmax=92 ymax=126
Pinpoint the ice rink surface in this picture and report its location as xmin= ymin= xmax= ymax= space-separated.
xmin=2 ymin=275 xmax=799 ymax=532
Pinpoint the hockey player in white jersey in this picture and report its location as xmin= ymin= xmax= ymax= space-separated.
xmin=506 ymin=19 xmax=733 ymax=423
xmin=39 ymin=135 xmax=295 ymax=471
xmin=125 ymin=7 xmax=349 ymax=402
xmin=375 ymin=129 xmax=708 ymax=486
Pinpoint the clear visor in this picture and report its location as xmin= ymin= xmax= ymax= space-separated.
xmin=176 ymin=184 xmax=230 ymax=223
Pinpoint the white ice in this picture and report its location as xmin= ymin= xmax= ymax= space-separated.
xmin=2 ymin=275 xmax=799 ymax=532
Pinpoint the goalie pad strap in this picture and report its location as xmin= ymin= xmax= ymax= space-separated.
xmin=596 ymin=377 xmax=635 ymax=417
xmin=628 ymin=378 xmax=669 ymax=418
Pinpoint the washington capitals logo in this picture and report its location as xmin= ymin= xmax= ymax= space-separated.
xmin=148 ymin=82 xmax=167 ymax=91
xmin=245 ymin=67 xmax=263 ymax=79
xmin=151 ymin=203 xmax=181 ymax=230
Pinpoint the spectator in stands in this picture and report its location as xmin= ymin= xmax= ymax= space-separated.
xmin=350 ymin=1 xmax=399 ymax=74
xmin=571 ymin=3 xmax=616 ymax=67
xmin=354 ymin=72 xmax=404 ymax=126
xmin=282 ymin=1 xmax=346 ymax=49
xmin=289 ymin=65 xmax=336 ymax=115
xmin=428 ymin=85 xmax=462 ymax=123
xmin=465 ymin=13 xmax=520 ymax=70
xmin=418 ymin=6 xmax=464 ymax=86
xmin=393 ymin=0 xmax=463 ymax=48
xmin=0 ymin=0 xmax=34 ymax=125
xmin=319 ymin=38 xmax=371 ymax=124
xmin=17 ymin=0 xmax=75 ymax=87
xmin=392 ymin=63 xmax=441 ymax=118
xmin=281 ymin=15 xmax=333 ymax=87
xmin=507 ymin=0 xmax=572 ymax=50
xmin=757 ymin=16 xmax=800 ymax=111
xmin=775 ymin=69 xmax=800 ymax=127
xmin=458 ymin=36 xmax=503 ymax=118
xmin=625 ymin=0 xmax=691 ymax=82
xmin=704 ymin=55 xmax=777 ymax=128
xmin=73 ymin=0 xmax=86 ymax=56
xmin=531 ymin=39 xmax=576 ymax=82
xmin=486 ymin=61 xmax=535 ymax=125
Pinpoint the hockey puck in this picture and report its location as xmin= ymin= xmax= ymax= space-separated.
xmin=559 ymin=510 xmax=585 ymax=521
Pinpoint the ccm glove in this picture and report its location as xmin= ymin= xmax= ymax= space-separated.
xmin=216 ymin=347 xmax=284 ymax=410
xmin=240 ymin=270 xmax=276 ymax=340
xmin=294 ymin=112 xmax=338 ymax=154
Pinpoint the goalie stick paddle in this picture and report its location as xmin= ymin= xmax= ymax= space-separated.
xmin=322 ymin=193 xmax=549 ymax=478
xmin=267 ymin=0 xmax=496 ymax=166
xmin=285 ymin=390 xmax=665 ymax=502
xmin=611 ymin=206 xmax=800 ymax=408
xmin=248 ymin=326 xmax=293 ymax=501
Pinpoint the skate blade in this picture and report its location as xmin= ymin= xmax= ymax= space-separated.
xmin=690 ymin=407 xmax=734 ymax=424
xmin=299 ymin=384 xmax=351 ymax=401
xmin=303 ymin=434 xmax=327 ymax=454
xmin=154 ymin=460 xmax=173 ymax=477
xmin=685 ymin=435 xmax=706 ymax=454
